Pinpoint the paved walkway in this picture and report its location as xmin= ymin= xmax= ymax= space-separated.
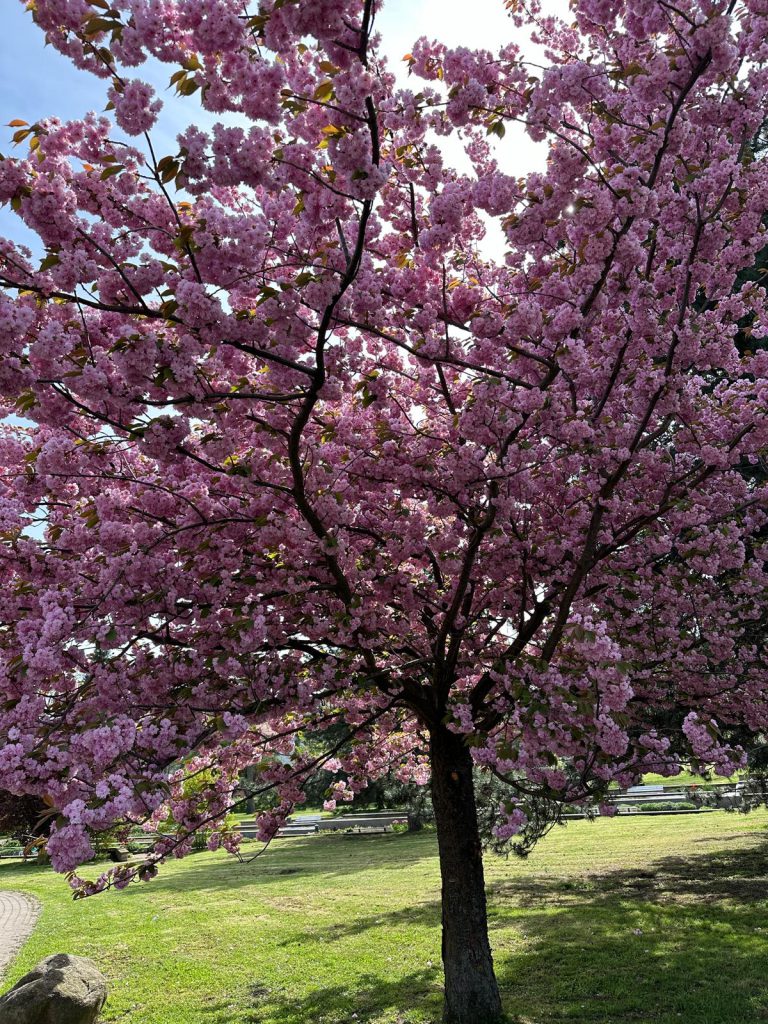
xmin=0 ymin=891 xmax=40 ymax=981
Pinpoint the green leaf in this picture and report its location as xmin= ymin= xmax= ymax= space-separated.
xmin=39 ymin=252 xmax=60 ymax=272
xmin=15 ymin=390 xmax=37 ymax=413
xmin=83 ymin=15 xmax=117 ymax=35
xmin=321 ymin=124 xmax=346 ymax=139
xmin=257 ymin=286 xmax=279 ymax=305
xmin=157 ymin=158 xmax=179 ymax=184
xmin=177 ymin=77 xmax=199 ymax=96
xmin=100 ymin=163 xmax=124 ymax=180
xmin=314 ymin=80 xmax=335 ymax=103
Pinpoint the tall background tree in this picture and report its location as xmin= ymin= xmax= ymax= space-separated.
xmin=0 ymin=789 xmax=50 ymax=846
xmin=2 ymin=1 xmax=768 ymax=1021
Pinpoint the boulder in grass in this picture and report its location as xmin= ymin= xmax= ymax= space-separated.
xmin=0 ymin=952 xmax=108 ymax=1023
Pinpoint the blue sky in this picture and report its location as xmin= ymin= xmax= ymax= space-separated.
xmin=0 ymin=0 xmax=547 ymax=251
xmin=0 ymin=3 xmax=201 ymax=179
xmin=1 ymin=3 xmax=94 ymax=127
xmin=0 ymin=0 xmax=541 ymax=124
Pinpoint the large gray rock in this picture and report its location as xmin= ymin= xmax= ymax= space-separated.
xmin=0 ymin=953 xmax=108 ymax=1023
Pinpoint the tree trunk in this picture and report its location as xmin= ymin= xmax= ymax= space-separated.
xmin=430 ymin=724 xmax=503 ymax=1024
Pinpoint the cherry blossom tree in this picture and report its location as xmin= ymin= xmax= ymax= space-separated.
xmin=2 ymin=1 xmax=768 ymax=1020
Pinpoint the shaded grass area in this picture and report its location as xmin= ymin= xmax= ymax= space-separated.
xmin=1 ymin=811 xmax=767 ymax=1023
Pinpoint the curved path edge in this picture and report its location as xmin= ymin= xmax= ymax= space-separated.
xmin=0 ymin=890 xmax=41 ymax=984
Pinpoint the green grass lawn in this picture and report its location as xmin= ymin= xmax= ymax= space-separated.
xmin=1 ymin=810 xmax=767 ymax=1024
xmin=640 ymin=769 xmax=741 ymax=787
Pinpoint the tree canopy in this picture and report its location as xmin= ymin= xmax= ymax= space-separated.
xmin=2 ymin=2 xmax=768 ymax=1019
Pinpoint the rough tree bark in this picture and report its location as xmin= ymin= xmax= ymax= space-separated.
xmin=430 ymin=724 xmax=504 ymax=1024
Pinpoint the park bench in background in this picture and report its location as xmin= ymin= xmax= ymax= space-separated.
xmin=611 ymin=784 xmax=686 ymax=808
xmin=236 ymin=810 xmax=406 ymax=840
xmin=235 ymin=815 xmax=319 ymax=841
xmin=315 ymin=811 xmax=405 ymax=834
xmin=607 ymin=781 xmax=745 ymax=811
xmin=0 ymin=843 xmax=24 ymax=859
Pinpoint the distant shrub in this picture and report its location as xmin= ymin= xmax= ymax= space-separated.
xmin=635 ymin=801 xmax=697 ymax=812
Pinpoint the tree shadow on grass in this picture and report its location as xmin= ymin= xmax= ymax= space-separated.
xmin=0 ymin=857 xmax=57 ymax=878
xmin=0 ymin=832 xmax=440 ymax=898
xmin=201 ymin=968 xmax=443 ymax=1024
xmin=491 ymin=842 xmax=768 ymax=907
xmin=691 ymin=829 xmax=767 ymax=844
xmin=204 ymin=839 xmax=768 ymax=1024
xmin=491 ymin=842 xmax=768 ymax=1024
xmin=272 ymin=897 xmax=441 ymax=948
xmin=494 ymin=897 xmax=768 ymax=1024
xmin=133 ymin=833 xmax=440 ymax=898
xmin=4 ymin=831 xmax=768 ymax=1023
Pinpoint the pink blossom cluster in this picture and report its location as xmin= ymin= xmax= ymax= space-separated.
xmin=0 ymin=0 xmax=767 ymax=883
